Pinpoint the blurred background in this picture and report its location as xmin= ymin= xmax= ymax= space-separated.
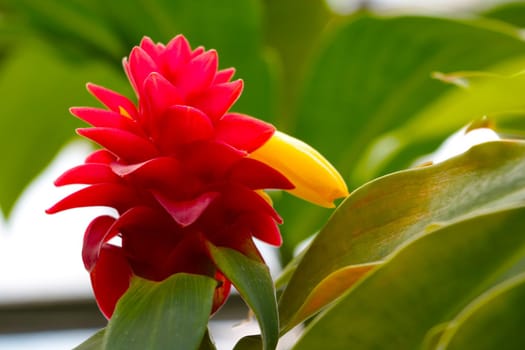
xmin=1 ymin=0 xmax=525 ymax=348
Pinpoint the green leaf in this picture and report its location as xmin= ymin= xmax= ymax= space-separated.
xmin=73 ymin=329 xmax=105 ymax=350
xmin=208 ymin=244 xmax=278 ymax=350
xmin=294 ymin=206 xmax=525 ymax=349
xmin=262 ymin=0 xmax=334 ymax=128
xmin=355 ymin=62 xmax=525 ymax=183
xmin=6 ymin=0 xmax=124 ymax=60
xmin=104 ymin=273 xmax=216 ymax=350
xmin=278 ymin=14 xmax=525 ymax=255
xmin=437 ymin=273 xmax=525 ymax=349
xmin=0 ymin=39 xmax=127 ymax=216
xmin=279 ymin=140 xmax=525 ymax=332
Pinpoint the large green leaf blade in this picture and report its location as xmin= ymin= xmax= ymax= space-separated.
xmin=279 ymin=140 xmax=525 ymax=331
xmin=104 ymin=273 xmax=216 ymax=350
xmin=294 ymin=206 xmax=525 ymax=349
xmin=277 ymin=15 xmax=525 ymax=256
xmin=208 ymin=245 xmax=278 ymax=350
xmin=437 ymin=273 xmax=525 ymax=349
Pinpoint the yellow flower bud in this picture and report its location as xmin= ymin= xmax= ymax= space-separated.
xmin=250 ymin=131 xmax=349 ymax=207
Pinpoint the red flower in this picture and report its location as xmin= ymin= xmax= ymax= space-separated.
xmin=47 ymin=35 xmax=347 ymax=319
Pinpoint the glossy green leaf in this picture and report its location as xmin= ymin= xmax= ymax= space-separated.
xmin=294 ymin=206 xmax=525 ymax=349
xmin=104 ymin=273 xmax=216 ymax=350
xmin=73 ymin=329 xmax=105 ymax=350
xmin=279 ymin=140 xmax=525 ymax=332
xmin=355 ymin=61 xmax=525 ymax=183
xmin=277 ymin=14 xmax=525 ymax=256
xmin=0 ymin=40 xmax=127 ymax=216
xmin=208 ymin=244 xmax=278 ymax=350
xmin=437 ymin=273 xmax=525 ymax=349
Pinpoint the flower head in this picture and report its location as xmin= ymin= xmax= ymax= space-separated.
xmin=47 ymin=35 xmax=348 ymax=318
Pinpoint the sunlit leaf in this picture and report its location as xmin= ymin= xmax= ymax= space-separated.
xmin=279 ymin=140 xmax=525 ymax=332
xmin=294 ymin=206 xmax=525 ymax=349
xmin=104 ymin=273 xmax=216 ymax=350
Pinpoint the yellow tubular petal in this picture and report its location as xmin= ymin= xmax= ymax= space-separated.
xmin=249 ymin=131 xmax=349 ymax=208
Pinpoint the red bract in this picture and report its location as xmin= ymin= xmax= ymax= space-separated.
xmin=47 ymin=35 xmax=294 ymax=318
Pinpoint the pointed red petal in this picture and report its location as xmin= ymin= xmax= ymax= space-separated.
xmin=154 ymin=191 xmax=219 ymax=227
xmin=163 ymin=35 xmax=192 ymax=79
xmin=176 ymin=50 xmax=218 ymax=95
xmin=223 ymin=184 xmax=282 ymax=223
xmin=77 ymin=127 xmax=158 ymax=163
xmin=213 ymin=68 xmax=235 ymax=84
xmin=55 ymin=163 xmax=120 ymax=186
xmin=85 ymin=149 xmax=116 ymax=164
xmin=128 ymin=46 xmax=158 ymax=95
xmin=242 ymin=212 xmax=282 ymax=246
xmin=215 ymin=113 xmax=275 ymax=152
xmin=86 ymin=83 xmax=138 ymax=119
xmin=70 ymin=107 xmax=140 ymax=133
xmin=191 ymin=80 xmax=243 ymax=121
xmin=82 ymin=215 xmax=117 ymax=271
xmin=154 ymin=105 xmax=214 ymax=152
xmin=139 ymin=36 xmax=163 ymax=61
xmin=110 ymin=157 xmax=182 ymax=194
xmin=228 ymin=158 xmax=293 ymax=190
xmin=46 ymin=183 xmax=138 ymax=214
xmin=90 ymin=244 xmax=133 ymax=318
xmin=191 ymin=46 xmax=205 ymax=58
xmin=122 ymin=57 xmax=138 ymax=96
xmin=142 ymin=73 xmax=183 ymax=132
xmin=110 ymin=157 xmax=179 ymax=177
xmin=182 ymin=141 xmax=245 ymax=180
